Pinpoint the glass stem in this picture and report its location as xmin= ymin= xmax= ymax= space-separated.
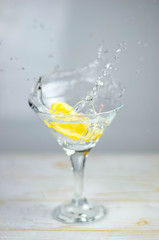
xmin=70 ymin=151 xmax=88 ymax=201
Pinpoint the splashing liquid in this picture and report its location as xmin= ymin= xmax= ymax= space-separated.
xmin=29 ymin=42 xmax=125 ymax=115
xmin=29 ymin=77 xmax=50 ymax=113
xmin=72 ymin=42 xmax=126 ymax=114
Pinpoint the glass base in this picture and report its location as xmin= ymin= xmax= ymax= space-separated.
xmin=53 ymin=198 xmax=106 ymax=223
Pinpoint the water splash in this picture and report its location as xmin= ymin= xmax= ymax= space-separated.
xmin=71 ymin=42 xmax=126 ymax=114
xmin=29 ymin=43 xmax=125 ymax=115
xmin=29 ymin=77 xmax=50 ymax=113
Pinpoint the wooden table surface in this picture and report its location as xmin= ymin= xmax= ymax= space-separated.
xmin=0 ymin=153 xmax=159 ymax=239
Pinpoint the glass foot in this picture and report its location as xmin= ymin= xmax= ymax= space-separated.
xmin=53 ymin=198 xmax=106 ymax=223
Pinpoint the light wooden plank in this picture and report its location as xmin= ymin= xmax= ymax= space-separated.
xmin=0 ymin=154 xmax=159 ymax=239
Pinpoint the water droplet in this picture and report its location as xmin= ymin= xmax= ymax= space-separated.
xmin=0 ymin=69 xmax=4 ymax=72
xmin=122 ymin=41 xmax=127 ymax=50
xmin=137 ymin=40 xmax=142 ymax=45
xmin=10 ymin=57 xmax=13 ymax=61
xmin=114 ymin=55 xmax=119 ymax=60
xmin=119 ymin=41 xmax=126 ymax=48
xmin=106 ymin=63 xmax=111 ymax=69
xmin=97 ymin=44 xmax=104 ymax=59
xmin=21 ymin=67 xmax=25 ymax=70
xmin=137 ymin=41 xmax=148 ymax=48
xmin=104 ymin=50 xmax=109 ymax=54
xmin=48 ymin=54 xmax=54 ymax=58
xmin=27 ymin=78 xmax=30 ymax=81
xmin=136 ymin=69 xmax=140 ymax=74
xmin=98 ymin=80 xmax=103 ymax=86
xmin=86 ymin=95 xmax=93 ymax=101
xmin=39 ymin=24 xmax=45 ymax=29
xmin=33 ymin=18 xmax=37 ymax=23
xmin=54 ymin=65 xmax=60 ymax=71
xmin=116 ymin=49 xmax=121 ymax=53
xmin=94 ymin=60 xmax=99 ymax=65
xmin=103 ymin=70 xmax=107 ymax=76
xmin=143 ymin=42 xmax=148 ymax=47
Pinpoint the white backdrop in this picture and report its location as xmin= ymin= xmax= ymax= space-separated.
xmin=0 ymin=0 xmax=159 ymax=152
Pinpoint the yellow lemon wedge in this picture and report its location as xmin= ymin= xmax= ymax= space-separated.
xmin=49 ymin=102 xmax=73 ymax=114
xmin=44 ymin=102 xmax=103 ymax=141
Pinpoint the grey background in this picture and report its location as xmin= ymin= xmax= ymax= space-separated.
xmin=0 ymin=0 xmax=159 ymax=153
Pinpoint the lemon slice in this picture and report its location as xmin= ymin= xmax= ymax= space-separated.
xmin=49 ymin=102 xmax=73 ymax=114
xmin=44 ymin=102 xmax=103 ymax=141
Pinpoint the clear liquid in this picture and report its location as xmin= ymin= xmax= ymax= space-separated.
xmin=71 ymin=42 xmax=126 ymax=115
xmin=28 ymin=44 xmax=124 ymax=150
xmin=29 ymin=42 xmax=125 ymax=117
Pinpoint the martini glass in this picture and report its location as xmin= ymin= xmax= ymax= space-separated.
xmin=28 ymin=68 xmax=123 ymax=224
